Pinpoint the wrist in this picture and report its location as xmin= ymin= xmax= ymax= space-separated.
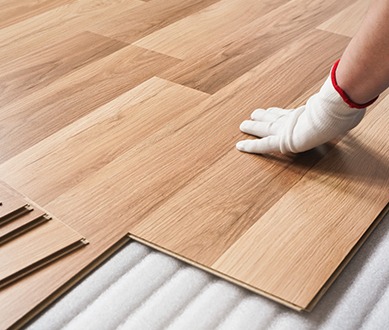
xmin=332 ymin=59 xmax=379 ymax=108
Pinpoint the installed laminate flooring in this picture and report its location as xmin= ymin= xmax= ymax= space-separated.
xmin=0 ymin=0 xmax=388 ymax=328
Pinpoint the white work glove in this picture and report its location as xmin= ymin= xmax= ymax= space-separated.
xmin=236 ymin=66 xmax=372 ymax=154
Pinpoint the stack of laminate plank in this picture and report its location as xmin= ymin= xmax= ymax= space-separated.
xmin=0 ymin=181 xmax=87 ymax=289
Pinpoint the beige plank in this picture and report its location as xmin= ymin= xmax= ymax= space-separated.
xmin=159 ymin=0 xmax=354 ymax=93
xmin=134 ymin=0 xmax=288 ymax=59
xmin=0 ymin=31 xmax=127 ymax=107
xmin=0 ymin=46 xmax=179 ymax=163
xmin=212 ymin=95 xmax=389 ymax=309
xmin=89 ymin=0 xmax=220 ymax=44
xmin=317 ymin=0 xmax=369 ymax=37
xmin=0 ymin=77 xmax=209 ymax=205
xmin=0 ymin=218 xmax=86 ymax=288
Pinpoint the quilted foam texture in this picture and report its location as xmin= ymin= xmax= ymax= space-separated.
xmin=27 ymin=213 xmax=389 ymax=330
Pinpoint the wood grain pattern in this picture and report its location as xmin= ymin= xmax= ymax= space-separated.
xmin=0 ymin=31 xmax=127 ymax=107
xmin=212 ymin=95 xmax=389 ymax=308
xmin=0 ymin=0 xmax=387 ymax=328
xmin=0 ymin=46 xmax=179 ymax=163
xmin=158 ymin=0 xmax=355 ymax=93
xmin=134 ymin=0 xmax=289 ymax=60
xmin=89 ymin=0 xmax=220 ymax=44
xmin=317 ymin=0 xmax=369 ymax=38
xmin=0 ymin=0 xmax=74 ymax=28
xmin=0 ymin=77 xmax=209 ymax=205
xmin=0 ymin=0 xmax=143 ymax=64
xmin=0 ymin=218 xmax=86 ymax=288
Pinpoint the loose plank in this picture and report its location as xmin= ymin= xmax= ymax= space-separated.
xmin=212 ymin=95 xmax=389 ymax=309
xmin=0 ymin=218 xmax=87 ymax=288
xmin=0 ymin=208 xmax=47 ymax=244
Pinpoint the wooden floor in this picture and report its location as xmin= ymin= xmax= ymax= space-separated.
xmin=0 ymin=0 xmax=388 ymax=328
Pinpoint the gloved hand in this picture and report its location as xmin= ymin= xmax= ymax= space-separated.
xmin=236 ymin=61 xmax=376 ymax=154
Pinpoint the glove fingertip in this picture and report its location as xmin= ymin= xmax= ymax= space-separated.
xmin=236 ymin=141 xmax=247 ymax=151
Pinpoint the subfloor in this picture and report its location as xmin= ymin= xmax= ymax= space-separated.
xmin=0 ymin=0 xmax=388 ymax=328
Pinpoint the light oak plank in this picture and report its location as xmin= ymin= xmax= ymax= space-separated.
xmin=89 ymin=0 xmax=220 ymax=44
xmin=0 ymin=218 xmax=86 ymax=288
xmin=0 ymin=0 xmax=143 ymax=64
xmin=159 ymin=0 xmax=354 ymax=93
xmin=212 ymin=95 xmax=389 ymax=309
xmin=0 ymin=0 xmax=74 ymax=28
xmin=0 ymin=46 xmax=179 ymax=163
xmin=317 ymin=0 xmax=368 ymax=38
xmin=0 ymin=77 xmax=209 ymax=205
xmin=0 ymin=31 xmax=127 ymax=107
xmin=134 ymin=0 xmax=288 ymax=60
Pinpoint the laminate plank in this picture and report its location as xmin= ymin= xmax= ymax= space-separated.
xmin=0 ymin=31 xmax=127 ymax=107
xmin=0 ymin=0 xmax=143 ymax=64
xmin=158 ymin=0 xmax=355 ymax=94
xmin=0 ymin=182 xmax=29 ymax=222
xmin=0 ymin=29 xmax=347 ymax=328
xmin=317 ymin=0 xmax=368 ymax=38
xmin=0 ymin=46 xmax=179 ymax=163
xmin=134 ymin=0 xmax=289 ymax=60
xmin=89 ymin=0 xmax=220 ymax=44
xmin=0 ymin=208 xmax=48 ymax=245
xmin=0 ymin=0 xmax=74 ymax=28
xmin=212 ymin=95 xmax=389 ymax=309
xmin=0 ymin=218 xmax=87 ymax=288
xmin=0 ymin=77 xmax=208 ymax=205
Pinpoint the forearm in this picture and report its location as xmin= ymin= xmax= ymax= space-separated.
xmin=336 ymin=0 xmax=389 ymax=104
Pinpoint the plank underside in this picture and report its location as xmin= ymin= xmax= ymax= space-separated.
xmin=0 ymin=0 xmax=388 ymax=328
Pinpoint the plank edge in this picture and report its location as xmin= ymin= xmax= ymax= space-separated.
xmin=305 ymin=203 xmax=389 ymax=311
xmin=11 ymin=236 xmax=130 ymax=330
xmin=128 ymin=233 xmax=304 ymax=312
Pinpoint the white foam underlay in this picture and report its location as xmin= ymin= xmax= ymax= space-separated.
xmin=27 ymin=213 xmax=389 ymax=330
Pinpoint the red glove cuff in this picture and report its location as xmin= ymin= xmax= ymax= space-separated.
xmin=331 ymin=59 xmax=379 ymax=109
